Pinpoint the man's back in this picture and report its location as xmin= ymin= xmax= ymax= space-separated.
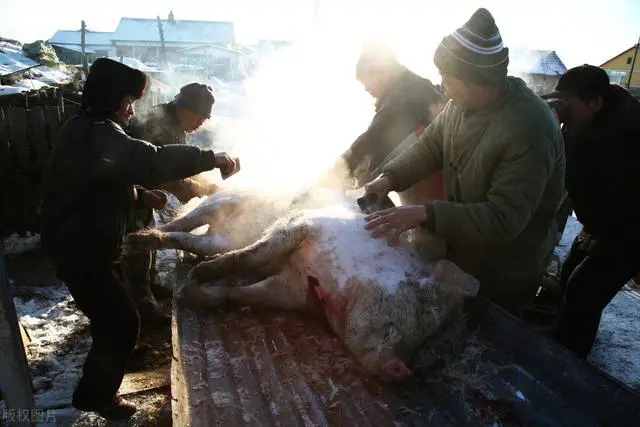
xmin=565 ymin=85 xmax=640 ymax=246
xmin=129 ymin=103 xmax=186 ymax=146
xmin=343 ymin=66 xmax=445 ymax=183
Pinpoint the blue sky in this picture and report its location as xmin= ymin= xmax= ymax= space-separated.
xmin=1 ymin=0 xmax=638 ymax=68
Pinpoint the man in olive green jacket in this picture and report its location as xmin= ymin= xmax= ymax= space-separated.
xmin=363 ymin=8 xmax=565 ymax=317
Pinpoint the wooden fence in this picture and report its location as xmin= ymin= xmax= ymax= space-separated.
xmin=0 ymin=87 xmax=170 ymax=239
xmin=0 ymin=88 xmax=79 ymax=238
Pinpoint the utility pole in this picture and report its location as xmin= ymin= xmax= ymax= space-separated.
xmin=80 ymin=20 xmax=89 ymax=76
xmin=156 ymin=16 xmax=168 ymax=68
xmin=626 ymin=33 xmax=640 ymax=89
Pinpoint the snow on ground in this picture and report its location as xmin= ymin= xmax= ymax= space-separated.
xmin=13 ymin=284 xmax=90 ymax=410
xmin=553 ymin=213 xmax=640 ymax=392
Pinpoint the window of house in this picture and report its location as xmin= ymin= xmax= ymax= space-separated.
xmin=628 ymin=57 xmax=633 ymax=65
xmin=606 ymin=70 xmax=628 ymax=85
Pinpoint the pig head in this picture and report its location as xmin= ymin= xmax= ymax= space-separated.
xmin=339 ymin=260 xmax=479 ymax=383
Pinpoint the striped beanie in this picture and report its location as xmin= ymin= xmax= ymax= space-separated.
xmin=434 ymin=8 xmax=509 ymax=86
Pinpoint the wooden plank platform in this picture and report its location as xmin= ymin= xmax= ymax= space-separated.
xmin=169 ymin=261 xmax=640 ymax=427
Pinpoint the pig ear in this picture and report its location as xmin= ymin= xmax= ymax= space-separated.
xmin=432 ymin=259 xmax=480 ymax=297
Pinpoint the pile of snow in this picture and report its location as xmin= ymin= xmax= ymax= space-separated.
xmin=0 ymin=40 xmax=73 ymax=94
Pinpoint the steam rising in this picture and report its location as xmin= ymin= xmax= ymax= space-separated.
xmin=192 ymin=30 xmax=376 ymax=195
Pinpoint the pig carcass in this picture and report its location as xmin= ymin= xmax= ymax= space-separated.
xmin=125 ymin=187 xmax=480 ymax=383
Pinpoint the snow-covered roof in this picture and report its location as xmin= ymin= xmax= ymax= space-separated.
xmin=0 ymin=41 xmax=38 ymax=76
xmin=510 ymin=49 xmax=567 ymax=76
xmin=51 ymin=44 xmax=96 ymax=54
xmin=111 ymin=17 xmax=234 ymax=46
xmin=48 ymin=30 xmax=114 ymax=48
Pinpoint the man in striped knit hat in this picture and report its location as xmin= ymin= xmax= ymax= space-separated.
xmin=362 ymin=8 xmax=565 ymax=318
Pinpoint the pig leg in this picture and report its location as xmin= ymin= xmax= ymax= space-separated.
xmin=160 ymin=193 xmax=248 ymax=233
xmin=182 ymin=265 xmax=308 ymax=310
xmin=188 ymin=215 xmax=312 ymax=283
xmin=123 ymin=229 xmax=231 ymax=257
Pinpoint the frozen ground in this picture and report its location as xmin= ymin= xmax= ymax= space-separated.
xmin=1 ymin=209 xmax=638 ymax=426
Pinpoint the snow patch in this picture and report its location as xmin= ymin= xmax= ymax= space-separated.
xmin=306 ymin=205 xmax=425 ymax=294
xmin=13 ymin=285 xmax=90 ymax=409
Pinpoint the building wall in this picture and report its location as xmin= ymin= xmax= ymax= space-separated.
xmin=601 ymin=45 xmax=640 ymax=88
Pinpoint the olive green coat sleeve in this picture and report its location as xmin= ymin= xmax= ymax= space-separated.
xmin=430 ymin=127 xmax=558 ymax=245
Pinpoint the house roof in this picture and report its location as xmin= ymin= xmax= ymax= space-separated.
xmin=510 ymin=49 xmax=567 ymax=76
xmin=53 ymin=44 xmax=96 ymax=54
xmin=600 ymin=44 xmax=639 ymax=67
xmin=111 ymin=17 xmax=234 ymax=46
xmin=47 ymin=30 xmax=114 ymax=48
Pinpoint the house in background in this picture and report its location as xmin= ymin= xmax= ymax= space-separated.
xmin=600 ymin=44 xmax=640 ymax=89
xmin=174 ymin=44 xmax=248 ymax=80
xmin=110 ymin=12 xmax=235 ymax=65
xmin=47 ymin=30 xmax=115 ymax=64
xmin=510 ymin=49 xmax=567 ymax=95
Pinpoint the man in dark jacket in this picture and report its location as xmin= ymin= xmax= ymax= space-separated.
xmin=123 ymin=83 xmax=219 ymax=327
xmin=40 ymin=58 xmax=238 ymax=420
xmin=542 ymin=65 xmax=640 ymax=359
xmin=319 ymin=42 xmax=446 ymax=195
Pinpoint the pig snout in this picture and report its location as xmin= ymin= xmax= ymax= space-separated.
xmin=380 ymin=358 xmax=413 ymax=383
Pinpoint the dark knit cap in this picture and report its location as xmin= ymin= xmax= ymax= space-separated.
xmin=173 ymin=83 xmax=215 ymax=118
xmin=542 ymin=64 xmax=611 ymax=101
xmin=433 ymin=8 xmax=509 ymax=85
xmin=81 ymin=58 xmax=148 ymax=117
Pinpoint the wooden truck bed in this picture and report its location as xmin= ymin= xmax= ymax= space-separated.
xmin=169 ymin=263 xmax=640 ymax=427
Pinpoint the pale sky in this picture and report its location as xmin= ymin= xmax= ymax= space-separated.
xmin=1 ymin=0 xmax=638 ymax=69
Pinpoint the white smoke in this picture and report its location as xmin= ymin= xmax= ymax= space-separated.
xmin=195 ymin=27 xmax=376 ymax=193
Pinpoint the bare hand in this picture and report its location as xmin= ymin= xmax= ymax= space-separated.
xmin=214 ymin=152 xmax=238 ymax=178
xmin=364 ymin=175 xmax=392 ymax=199
xmin=143 ymin=189 xmax=168 ymax=210
xmin=364 ymin=205 xmax=427 ymax=246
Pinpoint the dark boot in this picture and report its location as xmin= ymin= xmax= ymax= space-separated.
xmin=73 ymin=395 xmax=137 ymax=420
xmin=138 ymin=297 xmax=171 ymax=329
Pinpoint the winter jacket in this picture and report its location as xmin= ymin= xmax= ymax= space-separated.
xmin=41 ymin=111 xmax=218 ymax=264
xmin=383 ymin=77 xmax=565 ymax=289
xmin=340 ymin=66 xmax=445 ymax=184
xmin=564 ymin=85 xmax=640 ymax=252
xmin=128 ymin=102 xmax=210 ymax=203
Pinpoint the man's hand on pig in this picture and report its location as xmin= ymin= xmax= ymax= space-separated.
xmin=214 ymin=152 xmax=238 ymax=178
xmin=364 ymin=205 xmax=428 ymax=246
xmin=143 ymin=189 xmax=169 ymax=209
